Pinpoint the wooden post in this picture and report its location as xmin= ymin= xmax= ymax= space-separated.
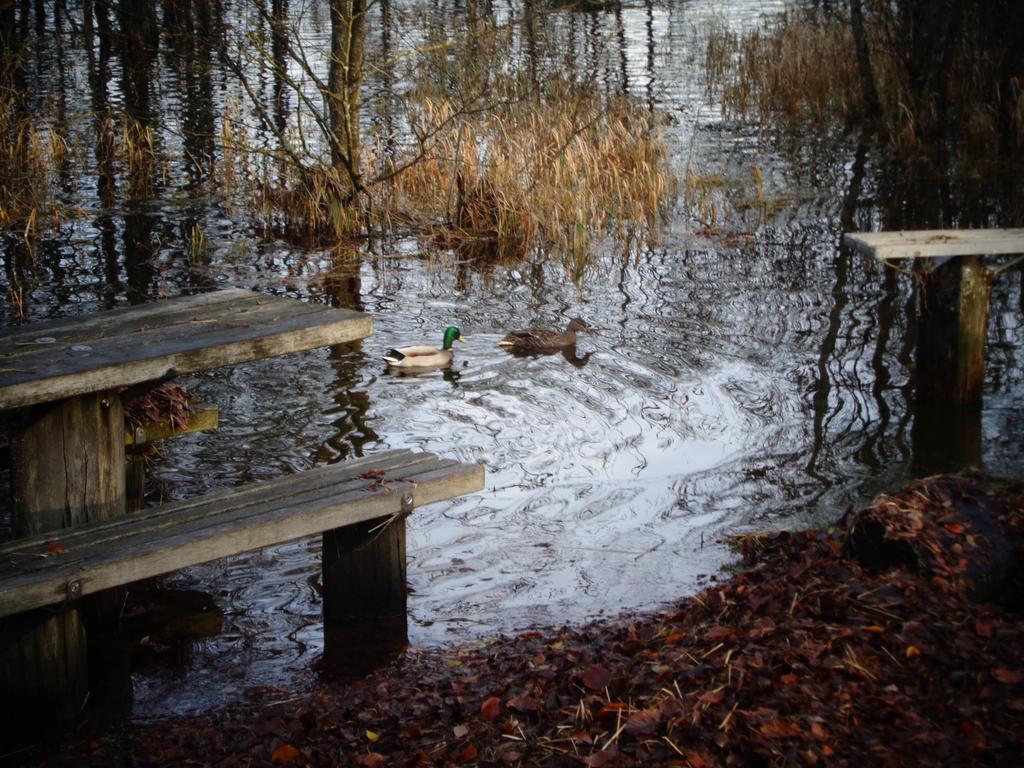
xmin=321 ymin=509 xmax=409 ymax=673
xmin=916 ymin=256 xmax=992 ymax=404
xmin=0 ymin=609 xmax=88 ymax=728
xmin=911 ymin=403 xmax=982 ymax=476
xmin=2 ymin=389 xmax=125 ymax=731
xmin=9 ymin=390 xmax=126 ymax=535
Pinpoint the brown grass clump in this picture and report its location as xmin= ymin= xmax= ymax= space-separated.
xmin=375 ymin=82 xmax=676 ymax=272
xmin=714 ymin=15 xmax=861 ymax=127
xmin=0 ymin=87 xmax=67 ymax=235
xmin=220 ymin=78 xmax=675 ymax=271
xmin=119 ymin=116 xmax=164 ymax=199
xmin=217 ymin=1 xmax=676 ymax=271
xmin=705 ymin=4 xmax=1024 ymax=162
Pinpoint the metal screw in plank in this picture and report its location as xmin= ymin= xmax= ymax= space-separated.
xmin=401 ymin=492 xmax=414 ymax=515
xmin=66 ymin=579 xmax=82 ymax=600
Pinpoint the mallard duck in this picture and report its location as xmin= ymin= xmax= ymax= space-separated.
xmin=497 ymin=318 xmax=591 ymax=351
xmin=383 ymin=326 xmax=465 ymax=368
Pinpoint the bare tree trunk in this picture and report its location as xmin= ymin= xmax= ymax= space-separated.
xmin=328 ymin=0 xmax=366 ymax=196
xmin=849 ymin=0 xmax=880 ymax=118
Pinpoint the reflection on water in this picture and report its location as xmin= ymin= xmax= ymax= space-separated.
xmin=0 ymin=0 xmax=1022 ymax=720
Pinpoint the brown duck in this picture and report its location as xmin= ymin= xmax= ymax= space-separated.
xmin=497 ymin=318 xmax=591 ymax=352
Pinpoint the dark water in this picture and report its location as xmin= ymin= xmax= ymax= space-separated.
xmin=1 ymin=0 xmax=1023 ymax=719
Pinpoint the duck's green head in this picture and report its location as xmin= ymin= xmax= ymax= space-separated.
xmin=442 ymin=326 xmax=465 ymax=350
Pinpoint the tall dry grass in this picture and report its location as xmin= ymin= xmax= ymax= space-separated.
xmin=0 ymin=86 xmax=67 ymax=235
xmin=217 ymin=8 xmax=677 ymax=270
xmin=705 ymin=5 xmax=1024 ymax=160
xmin=374 ymin=81 xmax=675 ymax=268
xmin=0 ymin=85 xmax=169 ymax=239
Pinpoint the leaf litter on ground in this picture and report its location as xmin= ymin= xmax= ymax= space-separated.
xmin=36 ymin=475 xmax=1024 ymax=766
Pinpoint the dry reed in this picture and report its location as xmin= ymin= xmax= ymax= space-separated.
xmin=0 ymin=86 xmax=67 ymax=235
xmin=705 ymin=4 xmax=1024 ymax=161
xmin=374 ymin=81 xmax=675 ymax=269
xmin=217 ymin=12 xmax=677 ymax=270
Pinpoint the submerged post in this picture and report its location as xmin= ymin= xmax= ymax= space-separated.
xmin=915 ymin=255 xmax=992 ymax=404
xmin=321 ymin=498 xmax=410 ymax=671
xmin=844 ymin=229 xmax=1024 ymax=406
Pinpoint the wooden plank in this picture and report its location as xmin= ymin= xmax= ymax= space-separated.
xmin=2 ymin=406 xmax=221 ymax=458
xmin=0 ymin=450 xmax=484 ymax=618
xmin=125 ymin=406 xmax=219 ymax=446
xmin=844 ymin=228 xmax=1024 ymax=260
xmin=0 ymin=289 xmax=372 ymax=410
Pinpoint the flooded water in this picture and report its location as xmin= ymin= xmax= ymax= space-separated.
xmin=2 ymin=0 xmax=1023 ymax=720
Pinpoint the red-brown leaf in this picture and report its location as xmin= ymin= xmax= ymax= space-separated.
xmin=356 ymin=753 xmax=386 ymax=768
xmin=624 ymin=711 xmax=659 ymax=736
xmin=271 ymin=744 xmax=300 ymax=765
xmin=759 ymin=719 xmax=801 ymax=740
xmin=993 ymin=668 xmax=1024 ymax=684
xmin=582 ymin=664 xmax=613 ymax=691
xmin=584 ymin=745 xmax=619 ymax=767
xmin=481 ymin=696 xmax=501 ymax=720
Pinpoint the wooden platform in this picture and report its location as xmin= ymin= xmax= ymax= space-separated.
xmin=0 ymin=288 xmax=372 ymax=411
xmin=845 ymin=228 xmax=1024 ymax=260
xmin=0 ymin=449 xmax=484 ymax=619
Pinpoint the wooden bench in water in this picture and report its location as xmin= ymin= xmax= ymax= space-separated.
xmin=844 ymin=228 xmax=1024 ymax=405
xmin=0 ymin=449 xmax=484 ymax=619
xmin=844 ymin=228 xmax=1024 ymax=262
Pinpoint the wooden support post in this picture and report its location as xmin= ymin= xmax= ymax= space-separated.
xmin=916 ymin=256 xmax=992 ymax=404
xmin=912 ymin=403 xmax=982 ymax=476
xmin=2 ymin=389 xmax=125 ymax=731
xmin=321 ymin=508 xmax=409 ymax=674
xmin=9 ymin=390 xmax=126 ymax=535
xmin=0 ymin=609 xmax=88 ymax=731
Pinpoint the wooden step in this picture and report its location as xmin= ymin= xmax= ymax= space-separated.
xmin=0 ymin=449 xmax=484 ymax=618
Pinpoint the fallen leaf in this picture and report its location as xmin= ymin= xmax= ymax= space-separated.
xmin=706 ymin=626 xmax=733 ymax=642
xmin=365 ymin=730 xmax=380 ymax=742
xmin=507 ymin=695 xmax=542 ymax=712
xmin=453 ymin=724 xmax=469 ymax=739
xmin=759 ymin=719 xmax=801 ymax=740
xmin=943 ymin=522 xmax=967 ymax=535
xmin=271 ymin=744 xmax=300 ymax=765
xmin=584 ymin=745 xmax=619 ymax=767
xmin=45 ymin=542 xmax=66 ymax=555
xmin=993 ymin=668 xmax=1024 ymax=684
xmin=481 ymin=696 xmax=501 ymax=720
xmin=455 ymin=743 xmax=477 ymax=762
xmin=582 ymin=665 xmax=613 ymax=690
xmin=356 ymin=753 xmax=386 ymax=768
xmin=699 ymin=689 xmax=725 ymax=705
xmin=906 ymin=645 xmax=920 ymax=659
xmin=624 ymin=711 xmax=659 ymax=736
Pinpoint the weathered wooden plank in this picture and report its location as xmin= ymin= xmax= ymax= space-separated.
xmin=0 ymin=292 xmax=322 ymax=365
xmin=125 ymin=406 xmax=219 ymax=446
xmin=844 ymin=228 xmax=1024 ymax=260
xmin=0 ymin=289 xmax=372 ymax=410
xmin=0 ymin=448 xmax=420 ymax=556
xmin=0 ymin=288 xmax=253 ymax=346
xmin=0 ymin=451 xmax=484 ymax=618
